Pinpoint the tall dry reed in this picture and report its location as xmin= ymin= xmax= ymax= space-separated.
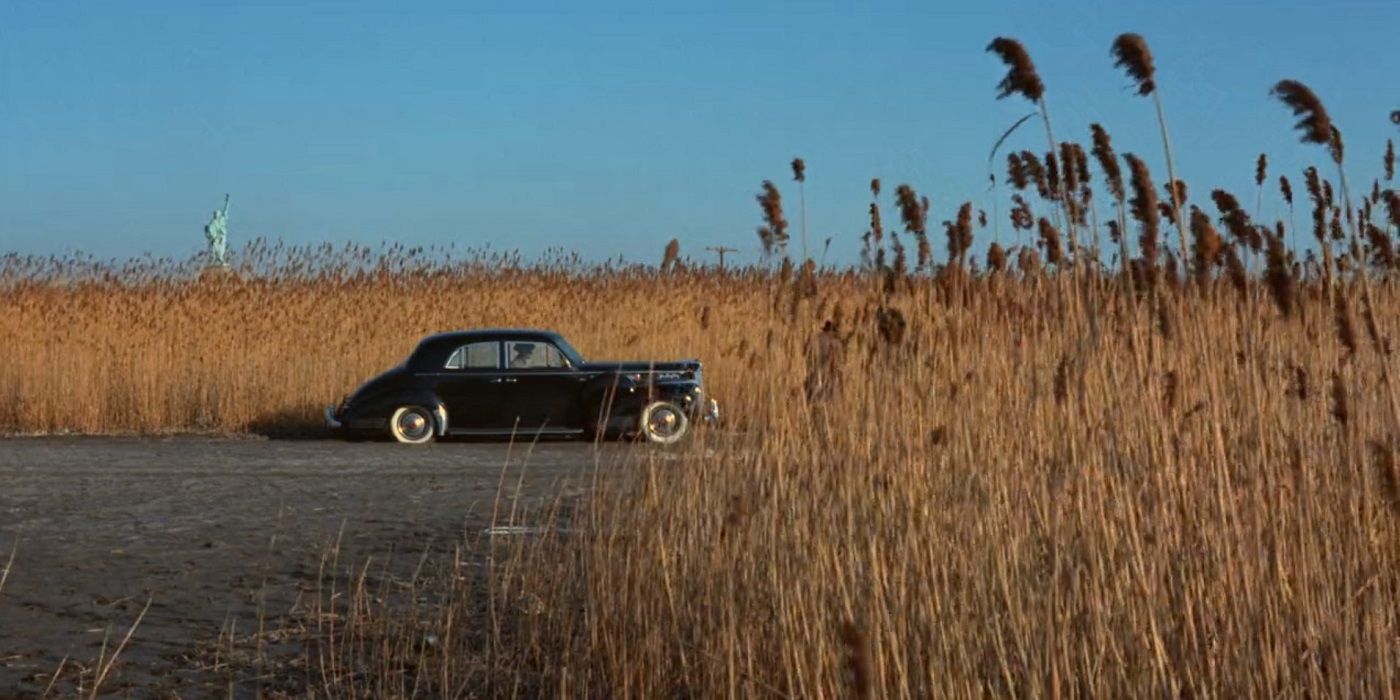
xmin=3 ymin=30 xmax=1400 ymax=700
xmin=1112 ymin=33 xmax=1187 ymax=262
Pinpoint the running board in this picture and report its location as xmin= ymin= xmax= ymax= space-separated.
xmin=446 ymin=428 xmax=586 ymax=437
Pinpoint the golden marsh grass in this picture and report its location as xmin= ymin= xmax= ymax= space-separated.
xmin=3 ymin=31 xmax=1400 ymax=698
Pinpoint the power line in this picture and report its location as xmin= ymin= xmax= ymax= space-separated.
xmin=705 ymin=246 xmax=738 ymax=270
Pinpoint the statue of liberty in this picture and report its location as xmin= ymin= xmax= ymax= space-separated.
xmin=204 ymin=194 xmax=231 ymax=267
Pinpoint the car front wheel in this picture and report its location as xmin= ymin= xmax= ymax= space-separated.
xmin=389 ymin=406 xmax=436 ymax=444
xmin=638 ymin=400 xmax=690 ymax=445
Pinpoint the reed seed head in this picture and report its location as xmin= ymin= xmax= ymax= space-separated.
xmin=1090 ymin=124 xmax=1124 ymax=202
xmin=987 ymin=242 xmax=1007 ymax=272
xmin=1224 ymin=245 xmax=1248 ymax=298
xmin=1110 ymin=33 xmax=1156 ymax=96
xmin=1304 ymin=167 xmax=1323 ymax=205
xmin=890 ymin=233 xmax=907 ymax=277
xmin=1212 ymin=190 xmax=1257 ymax=251
xmin=757 ymin=226 xmax=774 ymax=254
xmin=1271 ymin=79 xmax=1336 ymax=150
xmin=894 ymin=185 xmax=927 ymax=237
xmin=1124 ymin=153 xmax=1160 ymax=267
xmin=1328 ymin=126 xmax=1344 ymax=165
xmin=1162 ymin=180 xmax=1188 ymax=227
xmin=946 ymin=202 xmax=974 ymax=264
xmin=1020 ymin=151 xmax=1051 ymax=200
xmin=1188 ymin=206 xmax=1223 ymax=280
xmin=1072 ymin=143 xmax=1091 ymax=187
xmin=1264 ymin=230 xmax=1296 ymax=318
xmin=756 ymin=181 xmax=789 ymax=256
xmin=661 ymin=238 xmax=681 ymax=272
xmin=986 ymin=37 xmax=1045 ymax=102
xmin=1364 ymin=222 xmax=1395 ymax=270
xmin=1010 ymin=195 xmax=1034 ymax=231
xmin=1037 ymin=217 xmax=1064 ymax=266
xmin=1007 ymin=152 xmax=1029 ymax=190
xmin=1044 ymin=151 xmax=1062 ymax=201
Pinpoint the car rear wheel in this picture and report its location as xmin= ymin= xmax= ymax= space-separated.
xmin=639 ymin=400 xmax=690 ymax=445
xmin=389 ymin=406 xmax=436 ymax=444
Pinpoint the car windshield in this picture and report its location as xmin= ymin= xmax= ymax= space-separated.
xmin=553 ymin=336 xmax=585 ymax=366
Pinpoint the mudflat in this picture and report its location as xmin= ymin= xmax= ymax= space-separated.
xmin=0 ymin=436 xmax=609 ymax=696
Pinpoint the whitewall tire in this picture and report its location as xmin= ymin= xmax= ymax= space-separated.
xmin=639 ymin=400 xmax=690 ymax=445
xmin=389 ymin=406 xmax=436 ymax=444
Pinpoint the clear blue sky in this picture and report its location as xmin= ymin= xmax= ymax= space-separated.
xmin=1 ymin=1 xmax=1395 ymax=265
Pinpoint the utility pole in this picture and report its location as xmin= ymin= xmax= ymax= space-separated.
xmin=705 ymin=246 xmax=738 ymax=271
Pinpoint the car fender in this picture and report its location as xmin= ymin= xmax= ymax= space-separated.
xmin=651 ymin=380 xmax=706 ymax=415
xmin=356 ymin=389 xmax=449 ymax=436
xmin=584 ymin=375 xmax=703 ymax=420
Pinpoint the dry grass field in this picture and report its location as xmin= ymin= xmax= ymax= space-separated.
xmin=3 ymin=33 xmax=1399 ymax=698
xmin=4 ymin=253 xmax=1398 ymax=697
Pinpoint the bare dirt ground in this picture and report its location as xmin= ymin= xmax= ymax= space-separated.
xmin=0 ymin=436 xmax=615 ymax=697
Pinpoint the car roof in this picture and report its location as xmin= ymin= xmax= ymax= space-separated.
xmin=408 ymin=328 xmax=565 ymax=369
xmin=418 ymin=328 xmax=563 ymax=346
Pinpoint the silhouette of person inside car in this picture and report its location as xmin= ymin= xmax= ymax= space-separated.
xmin=510 ymin=343 xmax=537 ymax=369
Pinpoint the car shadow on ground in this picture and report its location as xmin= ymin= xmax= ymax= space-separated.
xmin=246 ymin=406 xmax=651 ymax=444
xmin=246 ymin=407 xmax=333 ymax=440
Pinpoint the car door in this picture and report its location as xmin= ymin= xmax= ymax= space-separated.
xmin=501 ymin=340 xmax=588 ymax=431
xmin=430 ymin=340 xmax=511 ymax=430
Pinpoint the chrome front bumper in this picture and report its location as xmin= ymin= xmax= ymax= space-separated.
xmin=702 ymin=398 xmax=720 ymax=425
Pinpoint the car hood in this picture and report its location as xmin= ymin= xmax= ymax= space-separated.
xmin=346 ymin=364 xmax=410 ymax=405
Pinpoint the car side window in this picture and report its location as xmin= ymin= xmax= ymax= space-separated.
xmin=505 ymin=341 xmax=569 ymax=369
xmin=445 ymin=341 xmax=500 ymax=370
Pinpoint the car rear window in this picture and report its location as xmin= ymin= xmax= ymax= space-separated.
xmin=445 ymin=341 xmax=500 ymax=369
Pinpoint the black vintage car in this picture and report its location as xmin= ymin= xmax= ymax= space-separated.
xmin=326 ymin=329 xmax=718 ymax=444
